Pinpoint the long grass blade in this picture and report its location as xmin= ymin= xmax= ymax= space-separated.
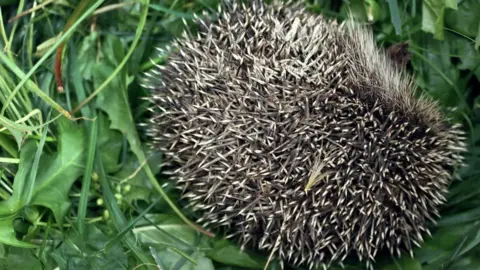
xmin=0 ymin=0 xmax=106 ymax=119
xmin=95 ymin=147 xmax=153 ymax=266
xmin=76 ymin=117 xmax=98 ymax=236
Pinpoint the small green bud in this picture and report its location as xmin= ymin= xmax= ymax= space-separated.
xmin=96 ymin=198 xmax=104 ymax=206
xmin=103 ymin=210 xmax=109 ymax=220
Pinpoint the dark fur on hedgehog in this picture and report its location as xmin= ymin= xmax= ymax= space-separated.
xmin=143 ymin=1 xmax=466 ymax=269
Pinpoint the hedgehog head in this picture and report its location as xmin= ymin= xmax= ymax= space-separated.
xmin=143 ymin=1 xmax=466 ymax=269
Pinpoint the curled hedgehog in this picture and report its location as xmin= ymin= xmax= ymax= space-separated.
xmin=143 ymin=1 xmax=466 ymax=269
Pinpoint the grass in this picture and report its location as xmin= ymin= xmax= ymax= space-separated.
xmin=0 ymin=0 xmax=479 ymax=269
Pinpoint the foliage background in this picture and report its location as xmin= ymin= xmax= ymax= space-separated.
xmin=0 ymin=0 xmax=479 ymax=269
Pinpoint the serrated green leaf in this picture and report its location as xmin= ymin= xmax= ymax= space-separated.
xmin=93 ymin=35 xmax=141 ymax=160
xmin=93 ymin=33 xmax=206 ymax=236
xmin=0 ymin=115 xmax=86 ymax=226
xmin=30 ymin=117 xmax=86 ymax=223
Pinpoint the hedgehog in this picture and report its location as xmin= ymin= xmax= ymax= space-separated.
xmin=142 ymin=1 xmax=466 ymax=269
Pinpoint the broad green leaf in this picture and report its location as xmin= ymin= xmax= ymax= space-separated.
xmin=77 ymin=32 xmax=99 ymax=81
xmin=410 ymin=33 xmax=463 ymax=108
xmin=207 ymin=239 xmax=267 ymax=269
xmin=0 ymin=216 xmax=36 ymax=248
xmin=134 ymin=214 xmax=213 ymax=270
xmin=50 ymin=224 xmax=127 ymax=270
xmin=0 ymin=246 xmax=42 ymax=269
xmin=445 ymin=0 xmax=480 ymax=38
xmin=422 ymin=0 xmax=458 ymax=40
xmin=153 ymin=248 xmax=214 ymax=270
xmin=134 ymin=214 xmax=208 ymax=250
xmin=89 ymin=32 xmax=153 ymax=267
xmin=112 ymin=149 xmax=163 ymax=204
xmin=451 ymin=37 xmax=480 ymax=81
xmin=97 ymin=112 xmax=123 ymax=173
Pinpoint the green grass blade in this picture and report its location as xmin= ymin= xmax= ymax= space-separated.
xmin=5 ymin=0 xmax=25 ymax=59
xmin=76 ymin=117 xmax=98 ymax=236
xmin=0 ymin=52 xmax=71 ymax=119
xmin=68 ymin=39 xmax=91 ymax=118
xmin=102 ymin=199 xmax=159 ymax=252
xmin=149 ymin=4 xmax=197 ymax=19
xmin=0 ymin=133 xmax=18 ymax=158
xmin=23 ymin=112 xmax=50 ymax=205
xmin=386 ymin=0 xmax=402 ymax=35
xmin=95 ymin=148 xmax=153 ymax=266
xmin=0 ymin=0 xmax=106 ymax=118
